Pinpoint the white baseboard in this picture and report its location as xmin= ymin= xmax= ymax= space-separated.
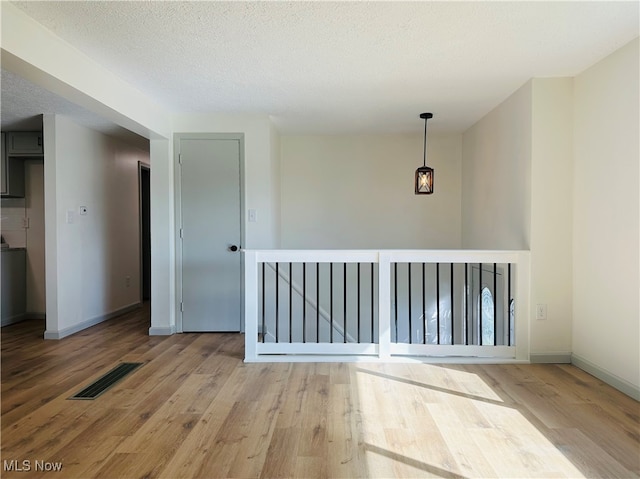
xmin=530 ymin=352 xmax=572 ymax=364
xmin=149 ymin=325 xmax=176 ymax=335
xmin=44 ymin=303 xmax=141 ymax=340
xmin=1 ymin=313 xmax=27 ymax=327
xmin=571 ymin=353 xmax=640 ymax=401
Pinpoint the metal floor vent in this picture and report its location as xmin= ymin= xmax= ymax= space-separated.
xmin=69 ymin=362 xmax=143 ymax=400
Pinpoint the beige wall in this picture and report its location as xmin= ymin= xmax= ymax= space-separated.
xmin=461 ymin=78 xmax=575 ymax=358
xmin=461 ymin=81 xmax=532 ymax=250
xmin=530 ymin=78 xmax=574 ymax=356
xmin=572 ymin=38 xmax=639 ymax=391
xmin=25 ymin=159 xmax=45 ymax=315
xmin=44 ymin=115 xmax=149 ymax=337
xmin=280 ymin=133 xmax=462 ymax=249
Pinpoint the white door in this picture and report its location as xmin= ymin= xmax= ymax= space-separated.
xmin=179 ymin=137 xmax=242 ymax=332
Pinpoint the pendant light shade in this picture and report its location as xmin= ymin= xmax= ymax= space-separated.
xmin=415 ymin=112 xmax=434 ymax=195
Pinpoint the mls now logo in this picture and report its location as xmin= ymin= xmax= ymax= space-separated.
xmin=4 ymin=459 xmax=63 ymax=472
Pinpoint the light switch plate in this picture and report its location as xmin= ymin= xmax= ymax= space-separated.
xmin=248 ymin=209 xmax=257 ymax=223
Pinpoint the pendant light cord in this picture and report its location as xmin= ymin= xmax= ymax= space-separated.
xmin=423 ymin=117 xmax=427 ymax=168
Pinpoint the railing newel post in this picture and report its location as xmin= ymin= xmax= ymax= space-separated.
xmin=378 ymin=251 xmax=391 ymax=360
xmin=243 ymin=250 xmax=259 ymax=362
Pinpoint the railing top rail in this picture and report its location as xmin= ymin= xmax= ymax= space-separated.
xmin=244 ymin=249 xmax=529 ymax=264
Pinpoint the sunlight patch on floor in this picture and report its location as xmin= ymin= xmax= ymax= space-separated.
xmin=355 ymin=365 xmax=585 ymax=478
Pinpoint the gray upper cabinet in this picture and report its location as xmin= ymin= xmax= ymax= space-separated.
xmin=1 ymin=133 xmax=26 ymax=198
xmin=6 ymin=132 xmax=44 ymax=156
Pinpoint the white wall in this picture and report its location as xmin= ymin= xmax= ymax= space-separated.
xmin=149 ymin=137 xmax=175 ymax=335
xmin=572 ymin=38 xmax=639 ymax=393
xmin=529 ymin=78 xmax=574 ymax=358
xmin=270 ymin=122 xmax=282 ymax=249
xmin=462 ymin=81 xmax=532 ymax=250
xmin=44 ymin=114 xmax=150 ymax=338
xmin=280 ymin=133 xmax=462 ymax=249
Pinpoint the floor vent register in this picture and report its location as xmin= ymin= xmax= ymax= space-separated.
xmin=69 ymin=362 xmax=143 ymax=400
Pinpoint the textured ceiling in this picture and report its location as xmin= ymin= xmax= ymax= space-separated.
xmin=1 ymin=69 xmax=149 ymax=149
xmin=5 ymin=1 xmax=640 ymax=135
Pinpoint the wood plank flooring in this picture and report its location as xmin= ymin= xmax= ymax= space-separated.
xmin=2 ymin=305 xmax=639 ymax=478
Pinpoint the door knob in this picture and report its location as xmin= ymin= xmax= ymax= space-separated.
xmin=229 ymin=245 xmax=239 ymax=252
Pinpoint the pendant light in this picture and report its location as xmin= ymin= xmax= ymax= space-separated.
xmin=415 ymin=112 xmax=434 ymax=195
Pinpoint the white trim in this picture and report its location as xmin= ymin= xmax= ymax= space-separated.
xmin=244 ymin=250 xmax=259 ymax=361
xmin=256 ymin=250 xmax=380 ymax=264
xmin=245 ymin=355 xmax=530 ymax=364
xmin=149 ymin=325 xmax=177 ymax=336
xmin=571 ymin=354 xmax=640 ymax=401
xmin=1 ymin=313 xmax=28 ymax=327
xmin=378 ymin=251 xmax=391 ymax=360
xmin=44 ymin=303 xmax=141 ymax=340
xmin=257 ymin=342 xmax=378 ymax=355
xmin=390 ymin=343 xmax=516 ymax=358
xmin=530 ymin=352 xmax=572 ymax=363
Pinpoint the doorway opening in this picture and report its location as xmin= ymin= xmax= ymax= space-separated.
xmin=139 ymin=163 xmax=151 ymax=302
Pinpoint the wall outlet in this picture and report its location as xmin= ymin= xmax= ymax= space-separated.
xmin=536 ymin=303 xmax=547 ymax=320
xmin=125 ymin=275 xmax=131 ymax=288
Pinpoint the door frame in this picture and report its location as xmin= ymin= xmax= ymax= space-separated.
xmin=173 ymin=133 xmax=246 ymax=333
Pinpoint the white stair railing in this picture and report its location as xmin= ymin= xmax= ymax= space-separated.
xmin=244 ymin=249 xmax=530 ymax=363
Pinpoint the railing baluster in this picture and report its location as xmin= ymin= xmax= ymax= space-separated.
xmin=479 ymin=262 xmax=482 ymax=346
xmin=330 ymin=263 xmax=334 ymax=343
xmin=394 ymin=262 xmax=398 ymax=343
xmin=357 ymin=263 xmax=361 ymax=344
xmin=493 ymin=262 xmax=497 ymax=346
xmin=303 ymin=263 xmax=306 ymax=344
xmin=465 ymin=263 xmax=469 ymax=345
xmin=422 ymin=262 xmax=426 ymax=345
xmin=316 ymin=262 xmax=320 ymax=343
xmin=371 ymin=263 xmax=374 ymax=344
xmin=436 ymin=263 xmax=440 ymax=345
xmin=343 ymin=263 xmax=347 ymax=343
xmin=450 ymin=263 xmax=454 ymax=345
xmin=408 ymin=263 xmax=413 ymax=344
xmin=261 ymin=262 xmax=265 ymax=343
xmin=289 ymin=263 xmax=293 ymax=343
xmin=508 ymin=263 xmax=512 ymax=346
xmin=275 ymin=262 xmax=279 ymax=343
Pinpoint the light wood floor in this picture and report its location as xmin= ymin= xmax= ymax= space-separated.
xmin=2 ymin=306 xmax=639 ymax=479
